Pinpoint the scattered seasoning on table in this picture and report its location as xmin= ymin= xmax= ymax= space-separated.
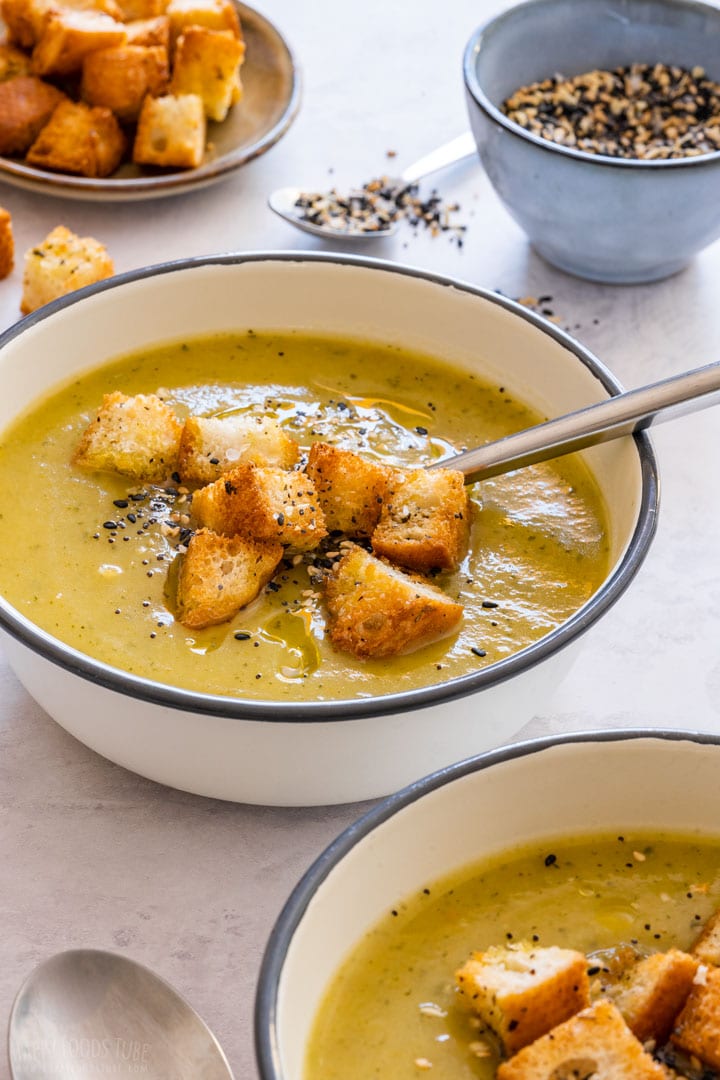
xmin=293 ymin=175 xmax=467 ymax=243
xmin=503 ymin=63 xmax=720 ymax=159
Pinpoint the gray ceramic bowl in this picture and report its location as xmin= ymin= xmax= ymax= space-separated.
xmin=463 ymin=0 xmax=720 ymax=284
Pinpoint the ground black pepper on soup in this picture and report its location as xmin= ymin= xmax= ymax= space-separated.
xmin=0 ymin=330 xmax=610 ymax=701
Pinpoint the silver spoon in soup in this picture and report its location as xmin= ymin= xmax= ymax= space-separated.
xmin=436 ymin=360 xmax=720 ymax=484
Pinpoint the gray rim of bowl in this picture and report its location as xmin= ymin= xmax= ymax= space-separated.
xmin=253 ymin=727 xmax=720 ymax=1080
xmin=463 ymin=0 xmax=720 ymax=171
xmin=0 ymin=1 xmax=302 ymax=199
xmin=0 ymin=250 xmax=659 ymax=721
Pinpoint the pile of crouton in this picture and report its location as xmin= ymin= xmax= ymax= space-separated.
xmin=455 ymin=904 xmax=720 ymax=1078
xmin=0 ymin=0 xmax=246 ymax=177
xmin=73 ymin=390 xmax=472 ymax=658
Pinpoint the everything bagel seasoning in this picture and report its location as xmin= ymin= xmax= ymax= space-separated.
xmin=503 ymin=62 xmax=720 ymax=159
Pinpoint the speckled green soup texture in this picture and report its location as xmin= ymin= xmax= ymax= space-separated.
xmin=304 ymin=832 xmax=720 ymax=1080
xmin=0 ymin=330 xmax=610 ymax=701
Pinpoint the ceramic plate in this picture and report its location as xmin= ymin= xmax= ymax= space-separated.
xmin=0 ymin=2 xmax=301 ymax=201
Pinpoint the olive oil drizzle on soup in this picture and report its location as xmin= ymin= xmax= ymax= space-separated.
xmin=304 ymin=832 xmax=720 ymax=1080
xmin=0 ymin=331 xmax=610 ymax=701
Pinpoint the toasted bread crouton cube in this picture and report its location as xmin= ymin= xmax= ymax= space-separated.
xmin=176 ymin=528 xmax=283 ymax=629
xmin=372 ymin=466 xmax=471 ymax=572
xmin=178 ymin=415 xmax=299 ymax=484
xmin=166 ymin=0 xmax=241 ymax=45
xmin=0 ymin=42 xmax=33 ymax=82
xmin=32 ymin=9 xmax=127 ymax=76
xmin=73 ymin=391 xmax=182 ymax=481
xmin=192 ymin=464 xmax=327 ymax=551
xmin=132 ymin=92 xmax=205 ymax=167
xmin=124 ymin=14 xmax=170 ymax=47
xmin=497 ymin=1001 xmax=668 ymax=1080
xmin=671 ymin=962 xmax=720 ymax=1069
xmin=170 ymin=26 xmax=244 ymax=121
xmin=305 ymin=442 xmax=391 ymax=537
xmin=21 ymin=225 xmax=114 ymax=314
xmin=456 ymin=944 xmax=590 ymax=1056
xmin=692 ymin=907 xmax=720 ymax=966
xmin=0 ymin=76 xmax=67 ymax=156
xmin=116 ymin=0 xmax=167 ymax=17
xmin=82 ymin=44 xmax=169 ymax=122
xmin=27 ymin=99 xmax=126 ymax=177
xmin=324 ymin=544 xmax=463 ymax=658
xmin=610 ymin=948 xmax=698 ymax=1045
xmin=0 ymin=0 xmax=56 ymax=49
xmin=0 ymin=208 xmax=14 ymax=280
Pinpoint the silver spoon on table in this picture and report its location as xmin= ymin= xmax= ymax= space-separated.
xmin=268 ymin=131 xmax=477 ymax=239
xmin=432 ymin=360 xmax=720 ymax=484
xmin=8 ymin=949 xmax=234 ymax=1079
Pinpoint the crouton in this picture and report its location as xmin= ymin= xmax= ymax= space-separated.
xmin=170 ymin=26 xmax=244 ymax=121
xmin=371 ymin=465 xmax=471 ymax=572
xmin=671 ymin=962 xmax=720 ymax=1069
xmin=191 ymin=463 xmax=327 ymax=551
xmin=0 ymin=76 xmax=67 ymax=156
xmin=324 ymin=544 xmax=463 ymax=658
xmin=178 ymin=414 xmax=299 ymax=484
xmin=27 ymin=99 xmax=126 ymax=177
xmin=132 ymin=92 xmax=205 ymax=168
xmin=0 ymin=0 xmax=56 ymax=49
xmin=73 ymin=391 xmax=182 ymax=481
xmin=0 ymin=208 xmax=14 ymax=280
xmin=497 ymin=1001 xmax=668 ymax=1080
xmin=456 ymin=943 xmax=590 ymax=1056
xmin=32 ymin=9 xmax=127 ymax=77
xmin=176 ymin=528 xmax=283 ymax=629
xmin=81 ymin=44 xmax=169 ymax=122
xmin=166 ymin=0 xmax=241 ymax=45
xmin=305 ymin=442 xmax=391 ymax=537
xmin=124 ymin=14 xmax=170 ymax=47
xmin=0 ymin=42 xmax=33 ymax=82
xmin=609 ymin=948 xmax=698 ymax=1045
xmin=21 ymin=225 xmax=114 ymax=314
xmin=691 ymin=907 xmax=720 ymax=966
xmin=116 ymin=0 xmax=167 ymax=17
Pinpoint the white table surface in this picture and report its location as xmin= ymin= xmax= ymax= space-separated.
xmin=1 ymin=1 xmax=719 ymax=1076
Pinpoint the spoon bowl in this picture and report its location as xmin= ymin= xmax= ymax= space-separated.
xmin=8 ymin=949 xmax=234 ymax=1080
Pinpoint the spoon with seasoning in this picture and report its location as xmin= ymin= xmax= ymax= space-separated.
xmin=8 ymin=949 xmax=234 ymax=1079
xmin=434 ymin=360 xmax=720 ymax=484
xmin=268 ymin=131 xmax=477 ymax=239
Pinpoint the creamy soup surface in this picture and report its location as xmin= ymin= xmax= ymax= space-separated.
xmin=304 ymin=831 xmax=720 ymax=1079
xmin=0 ymin=331 xmax=610 ymax=701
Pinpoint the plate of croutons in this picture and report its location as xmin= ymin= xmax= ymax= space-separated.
xmin=0 ymin=0 xmax=300 ymax=199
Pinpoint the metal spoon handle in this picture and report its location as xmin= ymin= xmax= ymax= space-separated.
xmin=440 ymin=361 xmax=720 ymax=484
xmin=399 ymin=132 xmax=477 ymax=185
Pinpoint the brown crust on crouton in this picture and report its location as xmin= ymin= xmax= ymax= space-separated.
xmin=611 ymin=948 xmax=698 ymax=1045
xmin=1 ymin=0 xmax=56 ymax=50
xmin=21 ymin=225 xmax=114 ymax=314
xmin=456 ymin=944 xmax=591 ymax=1055
xmin=691 ymin=907 xmax=720 ymax=966
xmin=132 ymin=91 xmax=205 ymax=168
xmin=305 ymin=442 xmax=391 ymax=538
xmin=191 ymin=463 xmax=327 ymax=551
xmin=178 ymin=415 xmax=299 ymax=485
xmin=73 ymin=390 xmax=182 ymax=481
xmin=497 ymin=1001 xmax=668 ymax=1079
xmin=371 ymin=465 xmax=471 ymax=572
xmin=31 ymin=9 xmax=127 ymax=77
xmin=26 ymin=99 xmax=126 ymax=177
xmin=176 ymin=528 xmax=283 ymax=629
xmin=0 ymin=75 xmax=67 ymax=156
xmin=0 ymin=42 xmax=33 ymax=82
xmin=0 ymin=208 xmax=14 ymax=280
xmin=170 ymin=26 xmax=244 ymax=121
xmin=671 ymin=962 xmax=720 ymax=1069
xmin=81 ymin=44 xmax=169 ymax=122
xmin=116 ymin=0 xmax=168 ymax=18
xmin=323 ymin=544 xmax=463 ymax=658
xmin=124 ymin=14 xmax=170 ymax=47
xmin=166 ymin=0 xmax=242 ymax=45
